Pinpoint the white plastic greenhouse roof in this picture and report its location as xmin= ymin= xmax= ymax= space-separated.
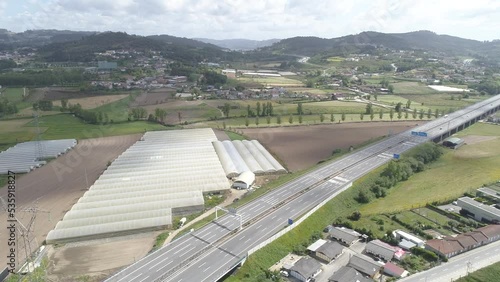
xmin=0 ymin=139 xmax=77 ymax=174
xmin=213 ymin=139 xmax=287 ymax=177
xmin=46 ymin=128 xmax=229 ymax=244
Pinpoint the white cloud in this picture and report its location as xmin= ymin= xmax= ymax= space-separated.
xmin=0 ymin=0 xmax=498 ymax=40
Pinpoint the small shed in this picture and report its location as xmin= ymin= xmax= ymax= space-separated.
xmin=443 ymin=137 xmax=464 ymax=149
xmin=232 ymin=171 xmax=255 ymax=189
xmin=383 ymin=262 xmax=408 ymax=278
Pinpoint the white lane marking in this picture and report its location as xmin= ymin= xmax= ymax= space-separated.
xmin=149 ymin=259 xmax=172 ymax=271
xmin=198 ymin=262 xmax=207 ymax=268
xmin=174 ymin=244 xmax=193 ymax=255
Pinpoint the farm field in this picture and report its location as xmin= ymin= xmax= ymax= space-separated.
xmin=240 ymin=121 xmax=421 ymax=171
xmin=237 ymin=76 xmax=304 ymax=87
xmin=392 ymin=81 xmax=439 ymax=94
xmin=141 ymin=100 xmax=221 ymax=124
xmin=0 ymin=114 xmax=167 ymax=145
xmin=375 ymin=94 xmax=430 ymax=111
xmin=399 ymin=94 xmax=486 ymax=111
xmin=360 ymin=124 xmax=500 ymax=215
xmin=52 ymin=94 xmax=129 ymax=109
xmin=0 ymin=134 xmax=141 ymax=269
xmin=131 ymin=88 xmax=175 ymax=106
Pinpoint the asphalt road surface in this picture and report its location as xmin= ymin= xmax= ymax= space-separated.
xmin=401 ymin=240 xmax=500 ymax=282
xmin=106 ymin=95 xmax=500 ymax=282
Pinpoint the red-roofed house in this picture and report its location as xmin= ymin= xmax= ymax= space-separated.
xmin=383 ymin=262 xmax=408 ymax=278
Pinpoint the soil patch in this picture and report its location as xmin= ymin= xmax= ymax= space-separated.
xmin=52 ymin=94 xmax=129 ymax=109
xmin=0 ymin=134 xmax=140 ymax=268
xmin=131 ymin=88 xmax=176 ymax=107
xmin=213 ymin=129 xmax=230 ymax=141
xmin=241 ymin=121 xmax=422 ymax=171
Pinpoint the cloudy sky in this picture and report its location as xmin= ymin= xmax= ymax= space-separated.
xmin=0 ymin=0 xmax=499 ymax=41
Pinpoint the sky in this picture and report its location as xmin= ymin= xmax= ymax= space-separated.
xmin=0 ymin=0 xmax=499 ymax=41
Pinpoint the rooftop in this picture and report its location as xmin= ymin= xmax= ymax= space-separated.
xmin=348 ymin=254 xmax=382 ymax=277
xmin=316 ymin=241 xmax=344 ymax=259
xmin=329 ymin=266 xmax=371 ymax=282
xmin=458 ymin=197 xmax=500 ymax=218
xmin=290 ymin=257 xmax=322 ymax=280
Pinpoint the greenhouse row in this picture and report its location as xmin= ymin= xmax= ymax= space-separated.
xmin=0 ymin=139 xmax=77 ymax=174
xmin=46 ymin=129 xmax=229 ymax=243
xmin=213 ymin=140 xmax=287 ymax=177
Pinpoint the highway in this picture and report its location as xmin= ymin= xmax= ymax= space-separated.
xmin=106 ymin=94 xmax=500 ymax=282
xmin=400 ymin=240 xmax=500 ymax=282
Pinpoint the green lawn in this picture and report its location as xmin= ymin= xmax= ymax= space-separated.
xmin=225 ymin=131 xmax=247 ymax=140
xmin=456 ymin=261 xmax=500 ymax=282
xmin=400 ymin=94 xmax=486 ymax=111
xmin=360 ymin=133 xmax=500 ymax=216
xmin=237 ymin=76 xmax=304 ymax=87
xmin=376 ymin=94 xmax=430 ymax=111
xmin=392 ymin=81 xmax=438 ymax=95
xmin=90 ymin=94 xmax=136 ymax=122
xmin=456 ymin=123 xmax=500 ymax=137
xmin=0 ymin=87 xmax=32 ymax=110
xmin=0 ymin=114 xmax=169 ymax=144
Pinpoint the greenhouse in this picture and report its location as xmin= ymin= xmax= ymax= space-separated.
xmin=0 ymin=139 xmax=77 ymax=174
xmin=46 ymin=129 xmax=229 ymax=243
xmin=213 ymin=140 xmax=286 ymax=177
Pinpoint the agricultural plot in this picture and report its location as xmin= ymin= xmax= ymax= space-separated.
xmin=392 ymin=81 xmax=439 ymax=94
xmin=237 ymin=76 xmax=304 ymax=87
xmin=142 ymin=101 xmax=221 ymax=124
xmin=52 ymin=94 xmax=129 ymax=109
xmin=240 ymin=121 xmax=421 ymax=171
xmin=0 ymin=114 xmax=166 ymax=145
xmin=374 ymin=94 xmax=430 ymax=111
xmin=399 ymin=93 xmax=486 ymax=111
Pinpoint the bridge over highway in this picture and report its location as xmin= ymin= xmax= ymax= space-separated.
xmin=106 ymin=94 xmax=500 ymax=282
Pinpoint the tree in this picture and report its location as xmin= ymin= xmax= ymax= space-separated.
xmin=412 ymin=109 xmax=417 ymax=119
xmin=388 ymin=84 xmax=394 ymax=93
xmin=267 ymin=102 xmax=274 ymax=116
xmin=365 ymin=103 xmax=373 ymax=115
xmin=379 ymin=109 xmax=384 ymax=120
xmin=154 ymin=108 xmax=167 ymax=123
xmin=370 ymin=111 xmax=375 ymax=121
xmin=427 ymin=109 xmax=432 ymax=119
xmin=245 ymin=116 xmax=249 ymax=127
xmin=419 ymin=109 xmax=425 ymax=119
xmin=222 ymin=103 xmax=230 ymax=117
xmin=255 ymin=116 xmax=259 ymax=126
xmin=380 ymin=78 xmax=389 ymax=88
xmin=266 ymin=115 xmax=271 ymax=125
xmin=60 ymin=98 xmax=68 ymax=111
xmin=356 ymin=189 xmax=371 ymax=203
xmin=374 ymin=94 xmax=378 ymax=101
xmin=341 ymin=112 xmax=346 ymax=122
xmin=298 ymin=114 xmax=303 ymax=124
xmin=330 ymin=113 xmax=335 ymax=122
xmin=435 ymin=108 xmax=439 ymax=118
xmin=360 ymin=113 xmax=364 ymax=120
xmin=288 ymin=115 xmax=293 ymax=124
xmin=178 ymin=112 xmax=182 ymax=123
xmin=297 ymin=102 xmax=304 ymax=115
xmin=395 ymin=102 xmax=403 ymax=113
xmin=404 ymin=111 xmax=409 ymax=119
xmin=406 ymin=99 xmax=412 ymax=109
xmin=222 ymin=121 xmax=226 ymax=129
xmin=247 ymin=105 xmax=252 ymax=117
xmin=397 ymin=111 xmax=402 ymax=119
xmin=320 ymin=113 xmax=325 ymax=122
xmin=256 ymin=102 xmax=261 ymax=117
xmin=389 ymin=109 xmax=394 ymax=121
xmin=277 ymin=115 xmax=282 ymax=125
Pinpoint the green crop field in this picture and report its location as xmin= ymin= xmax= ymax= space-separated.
xmin=456 ymin=123 xmax=500 ymax=137
xmin=0 ymin=114 xmax=168 ymax=145
xmin=360 ymin=127 xmax=500 ymax=215
xmin=376 ymin=94 xmax=430 ymax=111
xmin=392 ymin=81 xmax=438 ymax=94
xmin=0 ymin=87 xmax=31 ymax=109
xmin=90 ymin=94 xmax=136 ymax=122
xmin=237 ymin=76 xmax=304 ymax=87
xmin=398 ymin=94 xmax=487 ymax=111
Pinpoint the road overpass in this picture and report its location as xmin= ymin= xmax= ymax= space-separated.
xmin=106 ymin=94 xmax=500 ymax=282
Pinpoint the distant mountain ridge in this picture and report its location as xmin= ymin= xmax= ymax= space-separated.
xmin=264 ymin=30 xmax=500 ymax=58
xmin=0 ymin=29 xmax=96 ymax=46
xmin=194 ymin=38 xmax=280 ymax=50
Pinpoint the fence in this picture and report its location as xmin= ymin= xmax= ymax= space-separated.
xmin=247 ymin=182 xmax=352 ymax=256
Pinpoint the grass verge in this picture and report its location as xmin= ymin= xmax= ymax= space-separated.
xmin=456 ymin=261 xmax=500 ymax=282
